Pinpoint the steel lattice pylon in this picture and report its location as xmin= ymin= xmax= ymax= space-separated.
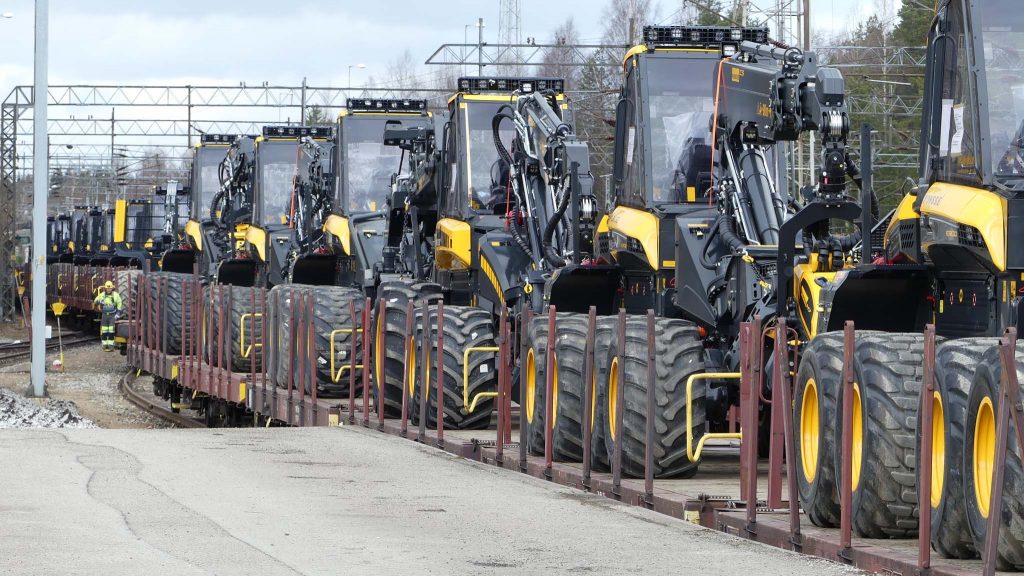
xmin=0 ymin=97 xmax=21 ymax=322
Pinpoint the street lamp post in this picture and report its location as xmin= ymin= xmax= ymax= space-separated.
xmin=465 ymin=20 xmax=485 ymax=76
xmin=476 ymin=18 xmax=485 ymax=76
xmin=348 ymin=63 xmax=366 ymax=92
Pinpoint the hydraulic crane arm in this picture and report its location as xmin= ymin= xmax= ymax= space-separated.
xmin=492 ymin=90 xmax=596 ymax=271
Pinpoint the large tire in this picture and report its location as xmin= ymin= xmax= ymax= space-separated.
xmin=964 ymin=343 xmax=1024 ymax=571
xmin=524 ymin=314 xmax=552 ymax=455
xmin=115 ymin=269 xmax=142 ymax=313
xmin=412 ymin=305 xmax=497 ymax=430
xmin=794 ymin=333 xmax=844 ymax=528
xmin=160 ymin=272 xmax=187 ymax=355
xmin=918 ymin=338 xmax=997 ymax=559
xmin=835 ymin=332 xmax=923 ymax=539
xmin=599 ymin=316 xmax=705 ymax=479
xmin=524 ymin=313 xmax=615 ymax=464
xmin=309 ymin=285 xmax=364 ymax=398
xmin=144 ymin=272 xmax=186 ymax=355
xmin=200 ymin=284 xmax=211 ymax=363
xmin=588 ymin=316 xmax=618 ymax=471
xmin=206 ymin=285 xmax=263 ymax=373
xmin=372 ymin=280 xmax=443 ymax=417
xmin=268 ymin=284 xmax=311 ymax=388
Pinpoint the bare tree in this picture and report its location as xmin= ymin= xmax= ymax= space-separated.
xmin=601 ymin=0 xmax=655 ymax=46
xmin=384 ymin=49 xmax=419 ymax=90
xmin=537 ymin=18 xmax=582 ymax=88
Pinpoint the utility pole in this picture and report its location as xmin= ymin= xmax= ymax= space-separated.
xmin=110 ymin=108 xmax=115 ymax=205
xmin=803 ymin=0 xmax=810 ymax=51
xmin=300 ymin=77 xmax=307 ymax=126
xmin=29 ymin=0 xmax=48 ymax=398
xmin=477 ymin=17 xmax=485 ymax=76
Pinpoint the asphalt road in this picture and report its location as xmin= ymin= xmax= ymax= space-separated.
xmin=0 ymin=426 xmax=862 ymax=575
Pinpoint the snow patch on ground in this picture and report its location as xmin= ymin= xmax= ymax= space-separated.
xmin=0 ymin=387 xmax=95 ymax=428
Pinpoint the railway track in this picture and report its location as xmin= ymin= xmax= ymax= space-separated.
xmin=117 ymin=370 xmax=204 ymax=428
xmin=0 ymin=333 xmax=97 ymax=365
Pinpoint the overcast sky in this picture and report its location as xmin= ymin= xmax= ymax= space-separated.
xmin=0 ymin=0 xmax=884 ymax=93
xmin=0 ymin=0 xmax=883 ymax=152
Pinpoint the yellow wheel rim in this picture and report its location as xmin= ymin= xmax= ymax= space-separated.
xmin=852 ymin=383 xmax=863 ymax=493
xmin=406 ymin=335 xmax=416 ymax=398
xmin=374 ymin=310 xmax=384 ymax=393
xmin=931 ymin=391 xmax=945 ymax=509
xmin=800 ymin=377 xmax=820 ymax=482
xmin=608 ymin=356 xmax=619 ymax=441
xmin=974 ymin=396 xmax=996 ymax=518
xmin=525 ymin=348 xmax=536 ymax=424
xmin=551 ymin=353 xmax=559 ymax=431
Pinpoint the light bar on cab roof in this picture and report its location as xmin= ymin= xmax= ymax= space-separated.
xmin=200 ymin=133 xmax=238 ymax=144
xmin=642 ymin=25 xmax=769 ymax=49
xmin=346 ymin=98 xmax=428 ymax=112
xmin=261 ymin=125 xmax=334 ymax=139
xmin=457 ymin=76 xmax=565 ymax=94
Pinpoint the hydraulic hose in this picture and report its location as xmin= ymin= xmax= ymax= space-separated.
xmin=209 ymin=190 xmax=226 ymax=229
xmin=699 ymin=215 xmax=723 ymax=270
xmin=492 ymin=107 xmax=516 ymax=167
xmin=701 ymin=215 xmax=747 ymax=270
xmin=542 ymin=184 xmax=571 ymax=268
xmin=718 ymin=215 xmax=747 ymax=254
xmin=508 ymin=209 xmax=534 ymax=260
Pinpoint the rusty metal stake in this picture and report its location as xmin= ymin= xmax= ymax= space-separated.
xmin=983 ymin=328 xmax=1024 ymax=576
xmin=296 ymin=291 xmax=307 ymax=425
xmin=400 ymin=300 xmax=414 ymax=438
xmin=418 ymin=298 xmax=429 ymax=443
xmin=839 ymin=321 xmax=856 ymax=561
xmin=361 ymin=298 xmax=372 ymax=427
xmin=496 ymin=307 xmax=508 ymax=463
xmin=918 ymin=324 xmax=936 ymax=572
xmin=435 ymin=301 xmax=445 ymax=449
xmin=377 ymin=299 xmax=386 ymax=431
xmin=611 ymin=308 xmax=626 ymax=500
xmin=544 ymin=306 xmax=556 ymax=480
xmin=259 ymin=287 xmax=268 ymax=424
xmin=309 ymin=291 xmax=318 ymax=425
xmin=250 ymin=286 xmax=257 ymax=411
xmin=348 ymin=298 xmax=357 ymax=425
xmin=520 ymin=309 xmax=532 ymax=473
xmin=744 ymin=316 xmax=764 ymax=531
xmin=775 ymin=319 xmax=802 ymax=549
xmin=582 ymin=306 xmax=596 ymax=491
xmin=218 ymin=285 xmax=227 ymax=403
xmin=643 ymin=309 xmax=656 ymax=507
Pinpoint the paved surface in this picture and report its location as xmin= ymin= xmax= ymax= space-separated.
xmin=0 ymin=426 xmax=861 ymax=576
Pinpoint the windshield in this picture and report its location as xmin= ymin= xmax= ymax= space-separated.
xmin=344 ymin=116 xmax=423 ymax=213
xmin=464 ymin=101 xmax=515 ymax=211
xmin=258 ymin=141 xmax=301 ymax=227
xmin=126 ymin=204 xmax=146 ymax=243
xmin=645 ymin=57 xmax=718 ymax=202
xmin=980 ymin=3 xmax=1024 ymax=180
xmin=194 ymin=146 xmax=227 ymax=214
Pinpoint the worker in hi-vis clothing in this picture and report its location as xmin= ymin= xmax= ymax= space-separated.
xmin=93 ymin=280 xmax=124 ymax=352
